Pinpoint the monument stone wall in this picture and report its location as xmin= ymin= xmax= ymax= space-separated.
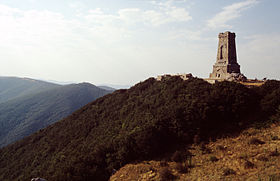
xmin=209 ymin=31 xmax=245 ymax=81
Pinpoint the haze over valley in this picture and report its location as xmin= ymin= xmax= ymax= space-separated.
xmin=0 ymin=76 xmax=113 ymax=147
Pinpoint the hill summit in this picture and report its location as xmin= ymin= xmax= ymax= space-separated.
xmin=0 ymin=76 xmax=279 ymax=180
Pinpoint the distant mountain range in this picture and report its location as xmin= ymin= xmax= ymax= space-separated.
xmin=98 ymin=84 xmax=131 ymax=90
xmin=98 ymin=85 xmax=116 ymax=91
xmin=0 ymin=76 xmax=60 ymax=103
xmin=37 ymin=78 xmax=131 ymax=90
xmin=0 ymin=76 xmax=114 ymax=147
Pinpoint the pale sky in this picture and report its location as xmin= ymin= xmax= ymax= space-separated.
xmin=0 ymin=0 xmax=279 ymax=85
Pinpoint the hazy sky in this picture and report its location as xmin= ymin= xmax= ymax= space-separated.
xmin=0 ymin=0 xmax=279 ymax=85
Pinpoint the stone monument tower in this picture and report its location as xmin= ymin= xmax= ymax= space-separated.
xmin=209 ymin=31 xmax=244 ymax=80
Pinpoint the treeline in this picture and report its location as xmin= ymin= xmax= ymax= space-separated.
xmin=0 ymin=77 xmax=280 ymax=181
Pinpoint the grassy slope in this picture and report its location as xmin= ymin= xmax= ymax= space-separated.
xmin=0 ymin=83 xmax=112 ymax=147
xmin=110 ymin=123 xmax=280 ymax=181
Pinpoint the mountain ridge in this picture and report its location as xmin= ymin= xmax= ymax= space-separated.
xmin=0 ymin=76 xmax=61 ymax=103
xmin=0 ymin=77 xmax=279 ymax=181
xmin=0 ymin=81 xmax=113 ymax=147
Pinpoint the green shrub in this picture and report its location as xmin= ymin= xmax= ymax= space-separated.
xmin=270 ymin=106 xmax=280 ymax=122
xmin=171 ymin=151 xmax=185 ymax=162
xmin=175 ymin=162 xmax=188 ymax=173
xmin=249 ymin=138 xmax=265 ymax=145
xmin=260 ymin=89 xmax=280 ymax=117
xmin=199 ymin=143 xmax=211 ymax=154
xmin=239 ymin=153 xmax=249 ymax=160
xmin=269 ymin=148 xmax=279 ymax=157
xmin=216 ymin=145 xmax=226 ymax=151
xmin=209 ymin=155 xmax=219 ymax=162
xmin=271 ymin=135 xmax=279 ymax=140
xmin=158 ymin=167 xmax=175 ymax=181
xmin=244 ymin=160 xmax=254 ymax=169
xmin=223 ymin=168 xmax=236 ymax=176
xmin=257 ymin=155 xmax=268 ymax=162
xmin=268 ymin=174 xmax=280 ymax=181
xmin=159 ymin=161 xmax=168 ymax=167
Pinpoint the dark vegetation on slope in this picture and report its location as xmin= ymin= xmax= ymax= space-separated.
xmin=0 ymin=77 xmax=280 ymax=181
xmin=0 ymin=76 xmax=60 ymax=103
xmin=0 ymin=83 xmax=113 ymax=147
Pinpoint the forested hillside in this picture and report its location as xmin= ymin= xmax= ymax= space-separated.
xmin=0 ymin=77 xmax=60 ymax=103
xmin=0 ymin=83 xmax=112 ymax=147
xmin=0 ymin=77 xmax=279 ymax=181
